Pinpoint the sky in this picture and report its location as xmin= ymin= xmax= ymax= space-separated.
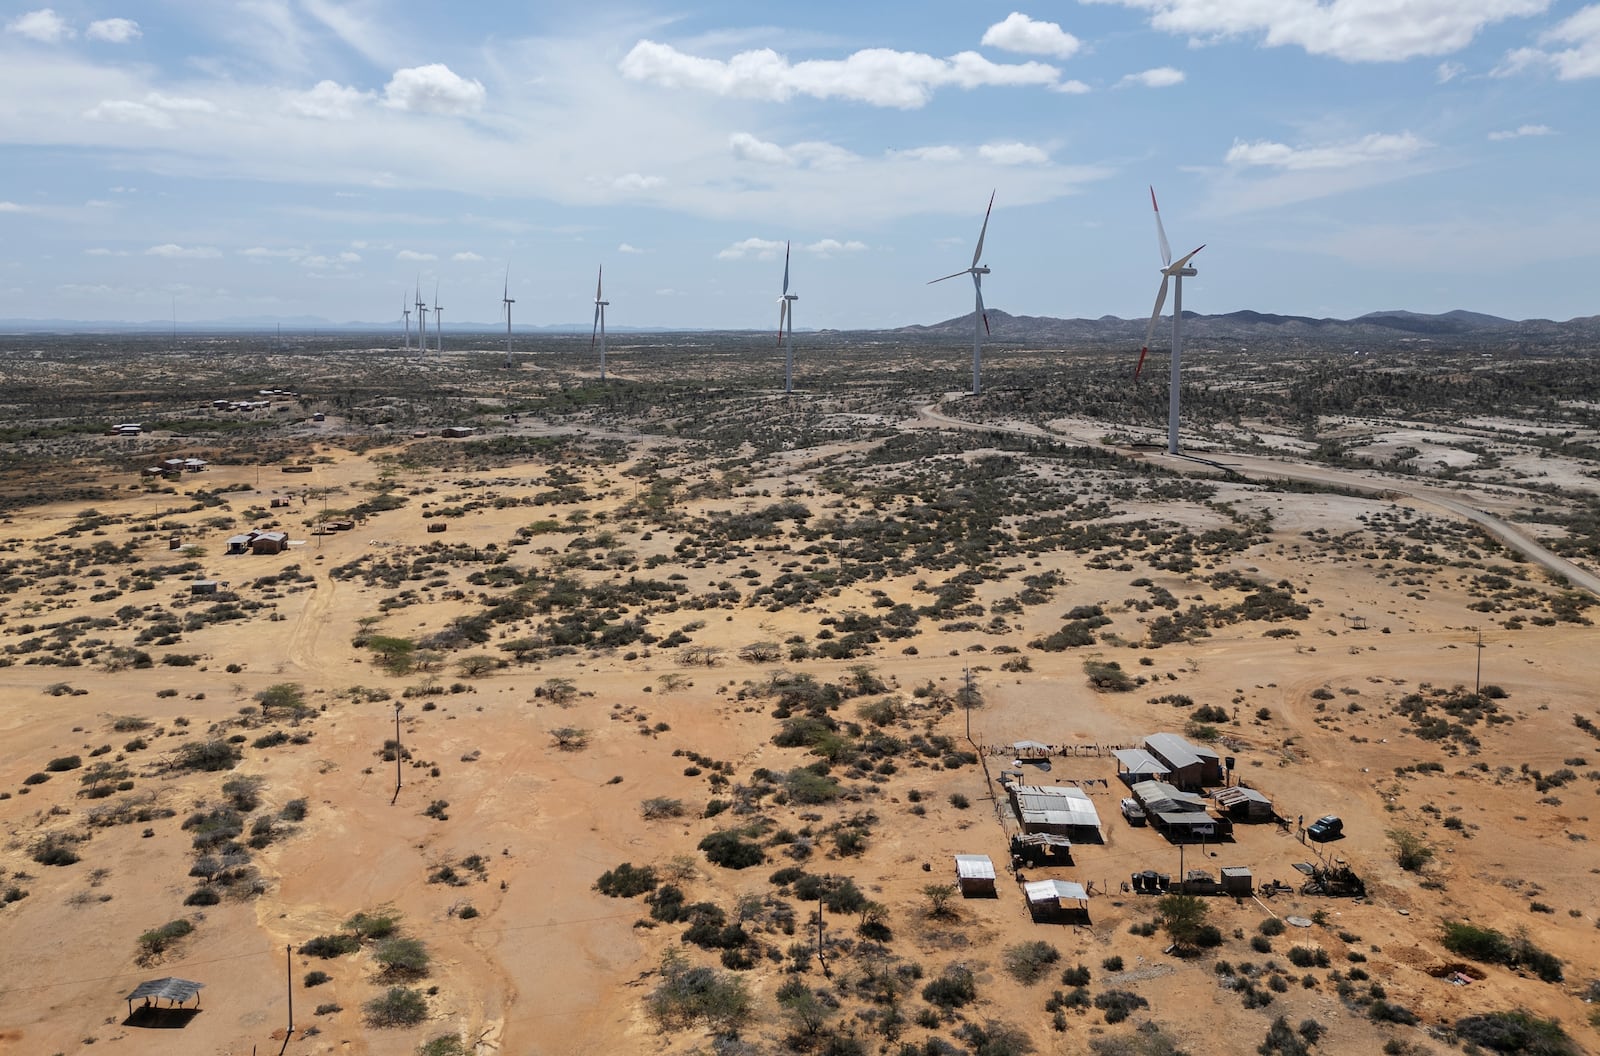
xmin=1 ymin=0 xmax=1598 ymax=331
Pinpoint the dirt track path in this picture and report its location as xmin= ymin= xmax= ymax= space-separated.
xmin=914 ymin=400 xmax=1600 ymax=599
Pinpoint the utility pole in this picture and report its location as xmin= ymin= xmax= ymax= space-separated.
xmin=963 ymin=666 xmax=973 ymax=744
xmin=816 ymin=892 xmax=828 ymax=977
xmin=391 ymin=703 xmax=403 ymax=805
xmin=285 ymin=943 xmax=293 ymax=1035
xmin=1474 ymin=627 xmax=1485 ymax=699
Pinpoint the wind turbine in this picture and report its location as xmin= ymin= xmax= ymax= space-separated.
xmin=401 ymin=293 xmax=411 ymax=350
xmin=590 ymin=266 xmax=609 ymax=381
xmin=432 ymin=280 xmax=443 ymax=354
xmin=501 ymin=267 xmax=515 ymax=368
xmin=928 ymin=190 xmax=994 ymax=396
xmin=1134 ymin=186 xmax=1204 ymax=455
xmin=414 ymin=278 xmax=428 ymax=355
xmin=777 ymin=241 xmax=798 ymax=395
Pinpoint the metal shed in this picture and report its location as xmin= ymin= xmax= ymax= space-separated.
xmin=125 ymin=977 xmax=203 ymax=1015
xmin=1023 ymin=879 xmax=1090 ymax=922
xmin=954 ymin=854 xmax=997 ymax=897
xmin=1211 ymin=785 xmax=1274 ymax=821
xmin=1009 ymin=784 xmax=1103 ymax=841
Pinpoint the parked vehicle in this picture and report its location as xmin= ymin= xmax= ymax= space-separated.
xmin=1307 ymin=815 xmax=1343 ymax=842
xmin=1120 ymin=798 xmax=1148 ymax=826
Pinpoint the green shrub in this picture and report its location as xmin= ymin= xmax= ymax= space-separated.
xmin=1455 ymin=1009 xmax=1579 ymax=1055
xmin=137 ymin=918 xmax=194 ymax=959
xmin=303 ymin=970 xmax=330 ymax=987
xmin=698 ymin=830 xmax=764 ymax=870
xmin=595 ymin=862 xmax=658 ymax=898
xmin=364 ymin=986 xmax=427 ymax=1027
xmin=1059 ymin=964 xmax=1091 ymax=987
xmin=299 ymin=933 xmax=360 ymax=958
xmin=374 ymin=937 xmax=431 ymax=978
xmin=1093 ymin=989 xmax=1149 ymax=1024
xmin=922 ymin=967 xmax=977 ymax=1009
xmin=45 ymin=755 xmax=83 ymax=772
xmin=1003 ymin=940 xmax=1060 ymax=985
xmin=347 ymin=910 xmax=402 ymax=940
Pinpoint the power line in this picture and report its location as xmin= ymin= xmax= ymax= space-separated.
xmin=0 ymin=911 xmax=639 ymax=997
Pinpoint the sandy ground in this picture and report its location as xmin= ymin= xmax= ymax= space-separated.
xmin=2 ymin=406 xmax=1599 ymax=1056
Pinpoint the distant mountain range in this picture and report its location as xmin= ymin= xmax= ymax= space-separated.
xmin=3 ymin=308 xmax=1598 ymax=345
xmin=898 ymin=308 xmax=1600 ymax=345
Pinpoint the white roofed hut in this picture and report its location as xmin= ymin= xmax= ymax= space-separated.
xmin=1112 ymin=747 xmax=1172 ymax=787
xmin=954 ymin=854 xmax=997 ymax=898
xmin=1023 ymin=879 xmax=1090 ymax=924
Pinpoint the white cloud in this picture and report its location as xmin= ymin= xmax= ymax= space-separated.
xmin=144 ymin=92 xmax=217 ymax=115
xmin=84 ymin=100 xmax=173 ymax=129
xmin=730 ymin=132 xmax=792 ymax=165
xmin=618 ymin=243 xmax=645 ymax=254
xmin=7 ymin=8 xmax=72 ymax=43
xmin=979 ymin=141 xmax=1050 ymax=165
xmin=1083 ymin=0 xmax=1548 ymax=63
xmin=1119 ymin=66 xmax=1185 ymax=88
xmin=146 ymin=244 xmax=221 ymax=259
xmin=240 ymin=247 xmax=302 ymax=258
xmin=451 ymin=251 xmax=484 ymax=261
xmin=84 ymin=92 xmax=217 ymax=129
xmin=729 ymin=132 xmax=857 ymax=169
xmin=1436 ymin=61 xmax=1466 ymax=82
xmin=717 ymin=237 xmax=787 ymax=261
xmin=620 ymin=40 xmax=1063 ymax=109
xmin=804 ymin=239 xmax=867 ymax=256
xmin=298 ymin=251 xmax=360 ymax=268
xmin=397 ymin=249 xmax=436 ymax=261
xmin=1225 ymin=131 xmax=1427 ymax=170
xmin=1500 ymin=4 xmax=1600 ymax=79
xmin=1053 ymin=79 xmax=1092 ymax=94
xmin=85 ymin=247 xmax=128 ymax=255
xmin=888 ymin=145 xmax=964 ymax=162
xmin=86 ymin=18 xmax=140 ymax=43
xmin=981 ymin=12 xmax=1082 ymax=58
xmin=0 ymin=201 xmax=37 ymax=214
xmin=611 ymin=173 xmax=664 ymax=191
xmin=383 ymin=64 xmax=486 ymax=114
xmin=287 ymin=80 xmax=372 ymax=119
xmin=1488 ymin=123 xmax=1554 ymax=139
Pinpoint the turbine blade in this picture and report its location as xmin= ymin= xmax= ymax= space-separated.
xmin=1151 ymin=186 xmax=1172 ymax=268
xmin=777 ymin=299 xmax=787 ymax=346
xmin=1172 ymin=244 xmax=1206 ymax=271
xmin=596 ymin=265 xmax=603 ymax=301
xmin=975 ymin=279 xmax=989 ymax=336
xmin=1134 ymin=346 xmax=1148 ymax=382
xmin=927 ymin=269 xmax=969 ymax=285
xmin=590 ymin=304 xmax=601 ymax=349
xmin=781 ymin=241 xmax=791 ymax=296
xmin=1144 ymin=275 xmax=1170 ymax=350
xmin=972 ymin=190 xmax=995 ymax=267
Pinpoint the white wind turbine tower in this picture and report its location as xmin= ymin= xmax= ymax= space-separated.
xmin=928 ymin=190 xmax=994 ymax=396
xmin=401 ymin=293 xmax=412 ymax=350
xmin=432 ymin=280 xmax=443 ymax=354
xmin=414 ymin=279 xmax=428 ymax=355
xmin=777 ymin=241 xmax=798 ymax=395
xmin=1134 ymin=186 xmax=1205 ymax=455
xmin=590 ymin=266 xmax=610 ymax=381
xmin=501 ymin=267 xmax=515 ymax=368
